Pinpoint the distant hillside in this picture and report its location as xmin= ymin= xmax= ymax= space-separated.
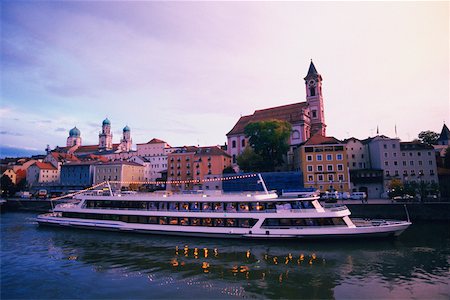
xmin=0 ymin=146 xmax=44 ymax=158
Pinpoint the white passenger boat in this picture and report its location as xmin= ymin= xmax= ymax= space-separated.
xmin=37 ymin=177 xmax=411 ymax=239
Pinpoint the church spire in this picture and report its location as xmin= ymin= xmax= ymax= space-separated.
xmin=306 ymin=60 xmax=318 ymax=77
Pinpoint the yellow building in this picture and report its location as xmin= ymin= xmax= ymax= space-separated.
xmin=299 ymin=135 xmax=350 ymax=192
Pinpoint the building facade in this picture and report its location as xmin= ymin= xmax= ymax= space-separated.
xmin=299 ymin=135 xmax=350 ymax=192
xmin=227 ymin=61 xmax=326 ymax=169
xmin=167 ymin=146 xmax=232 ymax=191
xmin=60 ymin=162 xmax=97 ymax=188
xmin=26 ymin=162 xmax=59 ymax=187
xmin=367 ymin=136 xmax=438 ymax=192
xmin=93 ymin=161 xmax=145 ymax=190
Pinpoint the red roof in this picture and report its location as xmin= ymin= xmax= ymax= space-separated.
xmin=137 ymin=138 xmax=167 ymax=145
xmin=304 ymin=134 xmax=342 ymax=146
xmin=33 ymin=162 xmax=57 ymax=170
xmin=227 ymin=102 xmax=308 ymax=136
xmin=50 ymin=152 xmax=79 ymax=162
xmin=57 ymin=144 xmax=120 ymax=154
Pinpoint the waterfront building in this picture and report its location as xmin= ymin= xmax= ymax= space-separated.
xmin=60 ymin=161 xmax=97 ymax=189
xmin=343 ymin=137 xmax=383 ymax=198
xmin=26 ymin=162 xmax=59 ymax=187
xmin=367 ymin=136 xmax=438 ymax=193
xmin=135 ymin=138 xmax=172 ymax=181
xmin=167 ymin=146 xmax=232 ymax=191
xmin=298 ymin=135 xmax=350 ymax=192
xmin=227 ymin=61 xmax=326 ymax=170
xmin=93 ymin=161 xmax=145 ymax=190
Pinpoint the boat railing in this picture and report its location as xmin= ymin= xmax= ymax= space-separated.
xmin=323 ymin=205 xmax=349 ymax=212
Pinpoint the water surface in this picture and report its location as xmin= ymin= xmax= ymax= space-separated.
xmin=1 ymin=212 xmax=449 ymax=299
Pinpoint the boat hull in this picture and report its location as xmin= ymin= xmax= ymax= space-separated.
xmin=36 ymin=214 xmax=411 ymax=240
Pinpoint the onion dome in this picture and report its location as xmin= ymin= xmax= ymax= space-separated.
xmin=69 ymin=126 xmax=80 ymax=137
xmin=123 ymin=125 xmax=130 ymax=132
xmin=102 ymin=118 xmax=111 ymax=126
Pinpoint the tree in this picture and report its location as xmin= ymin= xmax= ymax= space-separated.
xmin=0 ymin=175 xmax=15 ymax=198
xmin=222 ymin=166 xmax=236 ymax=174
xmin=236 ymin=147 xmax=266 ymax=172
xmin=418 ymin=131 xmax=440 ymax=145
xmin=241 ymin=120 xmax=292 ymax=171
xmin=388 ymin=178 xmax=403 ymax=198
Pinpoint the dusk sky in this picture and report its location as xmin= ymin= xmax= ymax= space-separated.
xmin=1 ymin=1 xmax=448 ymax=157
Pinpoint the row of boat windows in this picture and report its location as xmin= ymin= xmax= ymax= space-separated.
xmin=262 ymin=218 xmax=346 ymax=227
xmin=83 ymin=200 xmax=315 ymax=212
xmin=60 ymin=212 xmax=346 ymax=228
xmin=61 ymin=212 xmax=257 ymax=227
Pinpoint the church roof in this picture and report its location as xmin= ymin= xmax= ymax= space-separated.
xmin=306 ymin=61 xmax=318 ymax=76
xmin=304 ymin=61 xmax=321 ymax=80
xmin=56 ymin=144 xmax=120 ymax=155
xmin=437 ymin=124 xmax=450 ymax=142
xmin=227 ymin=102 xmax=308 ymax=136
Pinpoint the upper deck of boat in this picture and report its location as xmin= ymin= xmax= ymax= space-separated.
xmin=78 ymin=191 xmax=319 ymax=203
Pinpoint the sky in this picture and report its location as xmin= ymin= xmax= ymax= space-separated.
xmin=1 ymin=1 xmax=449 ymax=157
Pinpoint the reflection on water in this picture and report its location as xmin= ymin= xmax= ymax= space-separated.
xmin=1 ymin=212 xmax=449 ymax=299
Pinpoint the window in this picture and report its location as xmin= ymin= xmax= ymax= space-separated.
xmin=312 ymin=110 xmax=317 ymax=118
xmin=403 ymin=161 xmax=406 ymax=166
xmin=316 ymin=154 xmax=323 ymax=161
xmin=232 ymin=140 xmax=236 ymax=148
xmin=336 ymin=154 xmax=343 ymax=160
xmin=338 ymin=174 xmax=344 ymax=181
xmin=337 ymin=164 xmax=343 ymax=171
xmin=232 ymin=155 xmax=236 ymax=164
xmin=384 ymin=153 xmax=388 ymax=158
xmin=394 ymin=161 xmax=398 ymax=166
xmin=384 ymin=161 xmax=389 ymax=166
xmin=385 ymin=170 xmax=390 ymax=176
xmin=327 ymin=165 xmax=333 ymax=172
xmin=430 ymin=170 xmax=435 ymax=175
xmin=410 ymin=161 xmax=414 ymax=166
xmin=395 ymin=170 xmax=399 ymax=176
xmin=326 ymin=154 xmax=332 ymax=161
xmin=318 ymin=174 xmax=324 ymax=181
xmin=429 ymin=160 xmax=433 ymax=165
xmin=317 ymin=165 xmax=323 ymax=172
xmin=383 ymin=144 xmax=387 ymax=149
xmin=393 ymin=153 xmax=397 ymax=157
xmin=328 ymin=174 xmax=333 ymax=181
xmin=307 ymin=175 xmax=313 ymax=182
xmin=418 ymin=161 xmax=422 ymax=166
xmin=307 ymin=165 xmax=313 ymax=172
xmin=241 ymin=139 xmax=245 ymax=147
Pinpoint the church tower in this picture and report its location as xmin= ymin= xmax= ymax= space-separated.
xmin=118 ymin=125 xmax=132 ymax=152
xmin=66 ymin=127 xmax=81 ymax=147
xmin=304 ymin=61 xmax=326 ymax=136
xmin=99 ymin=118 xmax=113 ymax=150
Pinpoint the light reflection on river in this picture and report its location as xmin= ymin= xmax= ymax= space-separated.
xmin=1 ymin=212 xmax=449 ymax=299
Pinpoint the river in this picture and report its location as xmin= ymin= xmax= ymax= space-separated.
xmin=1 ymin=212 xmax=449 ymax=299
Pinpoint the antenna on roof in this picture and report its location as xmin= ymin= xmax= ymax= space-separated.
xmin=376 ymin=125 xmax=379 ymax=135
